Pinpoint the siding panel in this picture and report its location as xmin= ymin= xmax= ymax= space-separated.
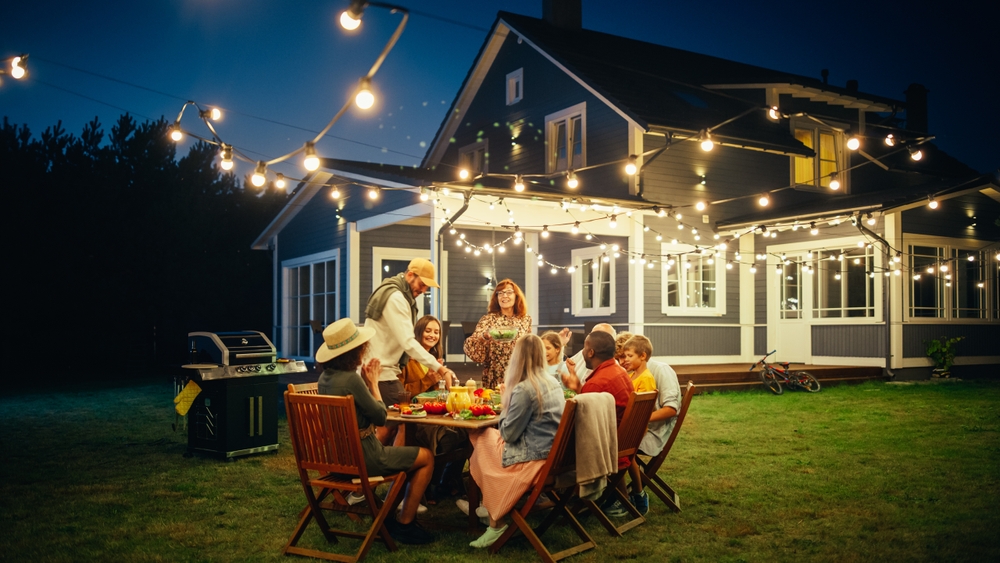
xmin=902 ymin=324 xmax=1000 ymax=358
xmin=811 ymin=324 xmax=885 ymax=357
xmin=645 ymin=325 xmax=741 ymax=356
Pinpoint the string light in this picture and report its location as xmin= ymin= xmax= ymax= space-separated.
xmin=169 ymin=124 xmax=183 ymax=142
xmin=810 ymin=222 xmax=819 ymax=235
xmin=846 ymin=135 xmax=860 ymax=151
xmin=368 ymin=187 xmax=380 ymax=200
xmin=625 ymin=155 xmax=638 ymax=175
xmin=566 ymin=171 xmax=579 ymax=189
xmin=699 ymin=130 xmax=714 ymax=151
xmin=909 ymin=146 xmax=923 ymax=161
xmin=339 ymin=1 xmax=364 ymax=30
xmin=767 ymin=106 xmax=780 ymax=120
xmin=274 ymin=173 xmax=286 ymax=190
xmin=928 ymin=196 xmax=938 ymax=209
xmin=251 ymin=161 xmax=267 ymax=187
xmin=303 ymin=142 xmax=320 ymax=172
xmin=695 ymin=201 xmax=706 ymax=211
xmin=885 ymin=134 xmax=896 ymax=147
xmin=571 ymin=222 xmax=580 ymax=234
xmin=220 ymin=144 xmax=234 ymax=171
xmin=866 ymin=213 xmax=876 ymax=226
xmin=458 ymin=168 xmax=470 ymax=180
xmin=758 ymin=193 xmax=770 ymax=207
xmin=355 ymin=77 xmax=375 ymax=110
xmin=609 ymin=215 xmax=618 ymax=229
xmin=541 ymin=225 xmax=550 ymax=238
xmin=10 ymin=55 xmax=27 ymax=79
xmin=829 ymin=173 xmax=841 ymax=190
xmin=514 ymin=174 xmax=525 ymax=192
xmin=330 ymin=187 xmax=340 ymax=199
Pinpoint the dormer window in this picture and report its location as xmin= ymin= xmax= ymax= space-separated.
xmin=506 ymin=68 xmax=523 ymax=105
xmin=546 ymin=102 xmax=586 ymax=173
xmin=791 ymin=121 xmax=845 ymax=191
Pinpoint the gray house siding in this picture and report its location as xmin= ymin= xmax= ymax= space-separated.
xmin=646 ymin=325 xmax=741 ymax=356
xmin=902 ymin=324 xmax=999 ymax=358
xmin=358 ymin=223 xmax=432 ymax=322
xmin=754 ymin=326 xmax=767 ymax=355
xmin=440 ymin=30 xmax=632 ymax=200
xmin=811 ymin=325 xmax=886 ymax=357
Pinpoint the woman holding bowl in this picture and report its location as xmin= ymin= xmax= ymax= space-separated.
xmin=464 ymin=279 xmax=532 ymax=389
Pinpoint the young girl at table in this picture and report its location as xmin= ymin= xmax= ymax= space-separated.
xmin=540 ymin=331 xmax=570 ymax=388
xmin=461 ymin=334 xmax=565 ymax=548
xmin=400 ymin=315 xmax=466 ymax=502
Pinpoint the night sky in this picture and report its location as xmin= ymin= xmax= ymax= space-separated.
xmin=3 ymin=0 xmax=997 ymax=178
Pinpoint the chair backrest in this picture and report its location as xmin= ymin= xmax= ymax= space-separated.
xmin=617 ymin=391 xmax=658 ymax=458
xmin=287 ymin=382 xmax=319 ymax=395
xmin=284 ymin=391 xmax=368 ymax=481
xmin=530 ymin=399 xmax=579 ymax=492
xmin=646 ymin=381 xmax=695 ymax=474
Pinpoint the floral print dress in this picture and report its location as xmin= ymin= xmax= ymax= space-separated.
xmin=463 ymin=312 xmax=533 ymax=389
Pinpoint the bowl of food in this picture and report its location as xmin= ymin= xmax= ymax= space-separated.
xmin=488 ymin=327 xmax=519 ymax=342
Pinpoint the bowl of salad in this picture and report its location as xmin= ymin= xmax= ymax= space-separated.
xmin=488 ymin=326 xmax=519 ymax=342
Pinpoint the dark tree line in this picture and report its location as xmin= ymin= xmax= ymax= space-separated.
xmin=2 ymin=114 xmax=288 ymax=379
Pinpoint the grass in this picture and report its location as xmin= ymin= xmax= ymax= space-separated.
xmin=1 ymin=379 xmax=998 ymax=562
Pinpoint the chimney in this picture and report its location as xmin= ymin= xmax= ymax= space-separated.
xmin=905 ymin=83 xmax=929 ymax=134
xmin=543 ymin=0 xmax=581 ymax=29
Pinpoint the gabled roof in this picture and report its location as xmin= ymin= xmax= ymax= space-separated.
xmin=426 ymin=11 xmax=911 ymax=166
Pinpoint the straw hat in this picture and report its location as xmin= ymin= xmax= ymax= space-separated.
xmin=407 ymin=258 xmax=440 ymax=288
xmin=315 ymin=318 xmax=376 ymax=363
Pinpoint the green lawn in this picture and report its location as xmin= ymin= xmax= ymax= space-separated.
xmin=1 ymin=379 xmax=998 ymax=562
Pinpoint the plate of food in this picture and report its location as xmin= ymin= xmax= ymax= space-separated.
xmin=488 ymin=327 xmax=519 ymax=342
xmin=398 ymin=405 xmax=426 ymax=418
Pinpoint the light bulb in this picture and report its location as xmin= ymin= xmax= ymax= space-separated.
xmin=541 ymin=226 xmax=549 ymax=238
xmin=251 ymin=161 xmax=267 ymax=187
xmin=867 ymin=213 xmax=876 ymax=226
xmin=339 ymin=8 xmax=362 ymax=30
xmin=928 ymin=196 xmax=938 ymax=210
xmin=459 ymin=168 xmax=470 ymax=180
xmin=566 ymin=171 xmax=579 ymax=189
xmin=847 ymin=136 xmax=860 ymax=151
xmin=274 ymin=173 xmax=286 ymax=190
xmin=514 ymin=175 xmax=525 ymax=192
xmin=829 ymin=174 xmax=841 ymax=190
xmin=355 ymin=78 xmax=375 ymax=109
xmin=749 ymin=264 xmax=757 ymax=274
xmin=419 ymin=190 xmax=429 ymax=201
xmin=810 ymin=222 xmax=818 ymax=235
xmin=885 ymin=134 xmax=896 ymax=147
xmin=909 ymin=147 xmax=923 ymax=161
xmin=700 ymin=130 xmax=714 ymax=151
xmin=368 ymin=188 xmax=379 ymax=200
xmin=695 ymin=201 xmax=706 ymax=211
xmin=625 ymin=155 xmax=637 ymax=176
xmin=10 ymin=56 xmax=26 ymax=79
xmin=169 ymin=124 xmax=183 ymax=142
xmin=609 ymin=215 xmax=618 ymax=229
xmin=758 ymin=194 xmax=770 ymax=207
xmin=768 ymin=106 xmax=780 ymax=120
xmin=303 ymin=142 xmax=320 ymax=171
xmin=571 ymin=222 xmax=579 ymax=234
xmin=330 ymin=187 xmax=340 ymax=199
xmin=209 ymin=107 xmax=222 ymax=121
xmin=220 ymin=145 xmax=234 ymax=171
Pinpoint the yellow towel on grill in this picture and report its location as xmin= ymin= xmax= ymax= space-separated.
xmin=174 ymin=380 xmax=202 ymax=416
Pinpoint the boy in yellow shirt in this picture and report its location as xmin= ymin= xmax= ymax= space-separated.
xmin=622 ymin=335 xmax=656 ymax=393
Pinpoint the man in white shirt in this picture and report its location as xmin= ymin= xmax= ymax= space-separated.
xmin=365 ymin=258 xmax=457 ymax=445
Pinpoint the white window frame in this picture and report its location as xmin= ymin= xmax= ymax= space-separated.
xmin=281 ymin=249 xmax=340 ymax=360
xmin=506 ymin=68 xmax=523 ymax=105
xmin=459 ymin=139 xmax=488 ymax=177
xmin=790 ymin=118 xmax=847 ymax=192
xmin=904 ymin=236 xmax=996 ymax=322
xmin=660 ymin=243 xmax=727 ymax=316
xmin=571 ymin=246 xmax=615 ymax=317
xmin=372 ymin=246 xmax=430 ymax=319
xmin=545 ymin=102 xmax=586 ymax=174
xmin=812 ymin=245 xmax=877 ymax=319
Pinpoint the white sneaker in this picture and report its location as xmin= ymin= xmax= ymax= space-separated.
xmin=397 ymin=503 xmax=429 ymax=515
xmin=455 ymin=499 xmax=490 ymax=524
xmin=346 ymin=492 xmax=365 ymax=506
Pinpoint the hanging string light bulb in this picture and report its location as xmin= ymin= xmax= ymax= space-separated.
xmin=10 ymin=55 xmax=27 ymax=79
xmin=908 ymin=146 xmax=923 ymax=161
xmin=846 ymin=135 xmax=860 ymax=151
xmin=609 ymin=215 xmax=618 ymax=229
xmin=339 ymin=0 xmax=364 ymax=30
xmin=251 ymin=161 xmax=267 ymax=187
xmin=695 ymin=201 xmax=707 ymax=211
xmin=699 ymin=130 xmax=714 ymax=151
xmin=368 ymin=187 xmax=380 ymax=200
xmin=571 ymin=222 xmax=580 ymax=234
xmin=928 ymin=195 xmax=938 ymax=209
xmin=220 ymin=144 xmax=234 ymax=171
xmin=758 ymin=193 xmax=770 ymax=207
xmin=355 ymin=77 xmax=375 ymax=110
xmin=625 ymin=155 xmax=638 ymax=176
xmin=768 ymin=106 xmax=781 ymax=120
xmin=514 ymin=175 xmax=525 ymax=192
xmin=541 ymin=226 xmax=550 ymax=238
xmin=303 ymin=142 xmax=320 ymax=171
xmin=458 ymin=168 xmax=470 ymax=180
xmin=169 ymin=124 xmax=184 ymax=142
xmin=274 ymin=173 xmax=286 ymax=190
xmin=330 ymin=186 xmax=341 ymax=199
xmin=829 ymin=173 xmax=841 ymax=190
xmin=566 ymin=171 xmax=579 ymax=189
xmin=884 ymin=134 xmax=896 ymax=147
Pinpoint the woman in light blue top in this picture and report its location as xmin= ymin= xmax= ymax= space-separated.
xmin=540 ymin=331 xmax=570 ymax=389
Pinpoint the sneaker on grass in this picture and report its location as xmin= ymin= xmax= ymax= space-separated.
xmin=603 ymin=499 xmax=628 ymax=518
xmin=385 ymin=518 xmax=435 ymax=545
xmin=455 ymin=498 xmax=490 ymax=525
xmin=470 ymin=524 xmax=508 ymax=549
xmin=630 ymin=490 xmax=649 ymax=516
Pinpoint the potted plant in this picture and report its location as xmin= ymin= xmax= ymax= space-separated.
xmin=925 ymin=336 xmax=964 ymax=378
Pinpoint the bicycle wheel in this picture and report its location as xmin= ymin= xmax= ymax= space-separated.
xmin=760 ymin=369 xmax=783 ymax=395
xmin=795 ymin=371 xmax=821 ymax=393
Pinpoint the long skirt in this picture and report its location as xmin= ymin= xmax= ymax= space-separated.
xmin=469 ymin=428 xmax=546 ymax=522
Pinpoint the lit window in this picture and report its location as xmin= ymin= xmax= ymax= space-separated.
xmin=909 ymin=244 xmax=993 ymax=319
xmin=459 ymin=140 xmax=488 ymax=177
xmin=546 ymin=103 xmax=586 ymax=173
xmin=282 ymin=250 xmax=340 ymax=359
xmin=572 ymin=246 xmax=614 ymax=316
xmin=792 ymin=121 xmax=844 ymax=190
xmin=506 ymin=68 xmax=523 ymax=105
xmin=661 ymin=243 xmax=727 ymax=316
xmin=812 ymin=247 xmax=875 ymax=318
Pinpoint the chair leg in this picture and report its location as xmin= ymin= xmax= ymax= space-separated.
xmin=641 ymin=471 xmax=681 ymax=512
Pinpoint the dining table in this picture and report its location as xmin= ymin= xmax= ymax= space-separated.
xmin=385 ymin=409 xmax=501 ymax=530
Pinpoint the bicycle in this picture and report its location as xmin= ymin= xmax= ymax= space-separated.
xmin=750 ymin=350 xmax=821 ymax=395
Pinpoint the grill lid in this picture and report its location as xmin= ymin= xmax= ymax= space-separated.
xmin=188 ymin=331 xmax=275 ymax=366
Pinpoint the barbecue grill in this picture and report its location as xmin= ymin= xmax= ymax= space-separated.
xmin=182 ymin=330 xmax=307 ymax=460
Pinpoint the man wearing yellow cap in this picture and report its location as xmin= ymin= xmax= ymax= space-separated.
xmin=365 ymin=258 xmax=457 ymax=445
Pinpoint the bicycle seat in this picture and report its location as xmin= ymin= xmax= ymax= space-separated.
xmin=778 ymin=362 xmax=790 ymax=368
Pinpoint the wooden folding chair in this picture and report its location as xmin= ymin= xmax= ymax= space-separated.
xmin=489 ymin=399 xmax=597 ymax=563
xmin=283 ymin=391 xmax=408 ymax=562
xmin=638 ymin=381 xmax=695 ymax=512
xmin=581 ymin=391 xmax=658 ymax=536
xmin=287 ymin=382 xmax=319 ymax=395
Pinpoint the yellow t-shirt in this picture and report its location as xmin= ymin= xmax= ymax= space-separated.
xmin=629 ymin=367 xmax=657 ymax=393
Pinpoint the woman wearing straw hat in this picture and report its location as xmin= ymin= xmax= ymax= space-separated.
xmin=316 ymin=318 xmax=436 ymax=545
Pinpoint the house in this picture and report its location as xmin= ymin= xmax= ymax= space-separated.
xmin=253 ymin=2 xmax=999 ymax=379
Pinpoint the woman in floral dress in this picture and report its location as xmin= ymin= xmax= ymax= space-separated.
xmin=463 ymin=279 xmax=532 ymax=389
